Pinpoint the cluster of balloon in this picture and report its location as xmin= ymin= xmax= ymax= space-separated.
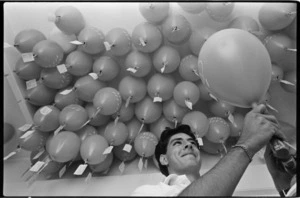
xmin=153 ymin=45 xmax=181 ymax=74
xmin=173 ymin=81 xmax=200 ymax=110
xmin=163 ymin=99 xmax=188 ymax=128
xmin=209 ymin=101 xmax=236 ymax=124
xmin=124 ymin=51 xmax=152 ymax=77
xmin=113 ymin=143 xmax=137 ymax=174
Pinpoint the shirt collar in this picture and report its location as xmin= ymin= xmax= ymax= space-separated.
xmin=163 ymin=174 xmax=191 ymax=186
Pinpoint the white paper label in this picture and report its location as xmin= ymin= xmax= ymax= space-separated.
xmin=4 ymin=151 xmax=17 ymax=160
xmin=280 ymin=80 xmax=295 ymax=86
xmin=139 ymin=38 xmax=146 ymax=46
xmin=30 ymin=161 xmax=45 ymax=172
xmin=18 ymin=123 xmax=33 ymax=132
xmin=70 ymin=40 xmax=84 ymax=45
xmin=104 ymin=42 xmax=111 ymax=51
xmin=85 ymin=172 xmax=92 ymax=183
xmin=123 ymin=144 xmax=132 ymax=153
xmin=266 ymin=103 xmax=279 ymax=113
xmin=103 ymin=146 xmax=113 ymax=155
xmin=89 ymin=73 xmax=98 ymax=80
xmin=21 ymin=53 xmax=35 ymax=62
xmin=20 ymin=130 xmax=35 ymax=139
xmin=59 ymin=165 xmax=66 ymax=178
xmin=197 ymin=137 xmax=203 ymax=146
xmin=153 ymin=96 xmax=162 ymax=103
xmin=144 ymin=159 xmax=148 ymax=169
xmin=160 ymin=65 xmax=166 ymax=73
xmin=74 ymin=164 xmax=88 ymax=175
xmin=228 ymin=113 xmax=235 ymax=124
xmin=56 ymin=64 xmax=68 ymax=74
xmin=26 ymin=79 xmax=37 ymax=90
xmin=138 ymin=157 xmax=143 ymax=172
xmin=209 ymin=93 xmax=218 ymax=102
xmin=127 ymin=68 xmax=137 ymax=73
xmin=40 ymin=106 xmax=52 ymax=115
xmin=60 ymin=89 xmax=73 ymax=95
xmin=119 ymin=161 xmax=125 ymax=173
xmin=185 ymin=100 xmax=193 ymax=110
xmin=33 ymin=149 xmax=45 ymax=160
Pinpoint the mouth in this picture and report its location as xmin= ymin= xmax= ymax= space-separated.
xmin=182 ymin=153 xmax=196 ymax=158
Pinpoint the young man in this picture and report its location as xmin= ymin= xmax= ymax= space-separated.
xmin=131 ymin=104 xmax=294 ymax=196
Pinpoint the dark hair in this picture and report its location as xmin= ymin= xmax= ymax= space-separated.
xmin=154 ymin=124 xmax=200 ymax=176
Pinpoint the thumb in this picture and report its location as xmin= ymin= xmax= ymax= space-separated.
xmin=251 ymin=103 xmax=268 ymax=114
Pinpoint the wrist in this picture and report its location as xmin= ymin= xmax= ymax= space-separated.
xmin=232 ymin=144 xmax=254 ymax=162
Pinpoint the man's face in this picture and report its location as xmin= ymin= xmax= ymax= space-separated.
xmin=160 ymin=133 xmax=201 ymax=175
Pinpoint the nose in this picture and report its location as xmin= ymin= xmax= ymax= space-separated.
xmin=184 ymin=141 xmax=193 ymax=150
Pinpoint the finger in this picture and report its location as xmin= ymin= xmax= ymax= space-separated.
xmin=260 ymin=114 xmax=279 ymax=125
xmin=252 ymin=104 xmax=267 ymax=114
xmin=273 ymin=129 xmax=287 ymax=141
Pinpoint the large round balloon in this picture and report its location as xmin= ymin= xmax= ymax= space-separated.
xmin=135 ymin=96 xmax=162 ymax=124
xmin=40 ymin=68 xmax=73 ymax=89
xmin=104 ymin=28 xmax=131 ymax=56
xmin=132 ymin=22 xmax=163 ymax=53
xmin=25 ymin=81 xmax=56 ymax=106
xmin=112 ymin=103 xmax=135 ymax=123
xmin=147 ymin=73 xmax=176 ymax=102
xmin=32 ymin=40 xmax=64 ymax=68
xmin=85 ymin=103 xmax=111 ymax=127
xmin=173 ymin=81 xmax=200 ymax=109
xmin=74 ymin=75 xmax=107 ymax=102
xmin=113 ymin=143 xmax=137 ymax=162
xmin=150 ymin=116 xmax=173 ymax=139
xmin=178 ymin=3 xmax=206 ymax=14
xmin=93 ymin=56 xmax=119 ymax=82
xmin=46 ymin=131 xmax=81 ymax=163
xmin=127 ymin=118 xmax=148 ymax=143
xmin=198 ymin=81 xmax=213 ymax=101
xmin=89 ymin=152 xmax=113 ymax=173
xmin=228 ymin=15 xmax=259 ymax=33
xmin=59 ymin=104 xmax=89 ymax=131
xmin=281 ymin=70 xmax=296 ymax=93
xmin=124 ymin=51 xmax=152 ymax=77
xmin=77 ymin=26 xmax=106 ymax=55
xmin=258 ymin=3 xmax=296 ymax=31
xmin=179 ymin=55 xmax=201 ymax=82
xmin=205 ymin=3 xmax=235 ymax=22
xmin=162 ymin=14 xmax=192 ymax=45
xmin=104 ymin=121 xmax=129 ymax=146
xmin=93 ymin=87 xmax=122 ymax=115
xmin=209 ymin=100 xmax=236 ymax=118
xmin=153 ymin=45 xmax=181 ymax=74
xmin=118 ymin=76 xmax=147 ymax=105
xmin=188 ymin=27 xmax=216 ymax=56
xmin=19 ymin=128 xmax=49 ymax=151
xmin=53 ymin=6 xmax=85 ymax=35
xmin=205 ymin=117 xmax=230 ymax=143
xmin=14 ymin=29 xmax=46 ymax=53
xmin=54 ymin=87 xmax=83 ymax=110
xmin=134 ymin=132 xmax=158 ymax=157
xmin=139 ymin=3 xmax=169 ymax=24
xmin=80 ymin=134 xmax=109 ymax=164
xmin=65 ymin=50 xmax=93 ymax=76
xmin=48 ymin=26 xmax=77 ymax=54
xmin=4 ymin=123 xmax=16 ymax=144
xmin=229 ymin=113 xmax=244 ymax=137
xmin=33 ymin=105 xmax=60 ymax=132
xmin=14 ymin=57 xmax=41 ymax=81
xmin=198 ymin=28 xmax=272 ymax=108
xmin=182 ymin=111 xmax=209 ymax=138
xmin=163 ymin=99 xmax=188 ymax=125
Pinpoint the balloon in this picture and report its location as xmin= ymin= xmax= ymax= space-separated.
xmin=179 ymin=55 xmax=201 ymax=82
xmin=124 ymin=51 xmax=152 ymax=77
xmin=162 ymin=14 xmax=192 ymax=45
xmin=281 ymin=70 xmax=296 ymax=93
xmin=85 ymin=103 xmax=111 ymax=127
xmin=182 ymin=111 xmax=209 ymax=138
xmin=25 ymin=81 xmax=56 ymax=106
xmin=188 ymin=27 xmax=216 ymax=56
xmin=93 ymin=56 xmax=120 ymax=82
xmin=205 ymin=3 xmax=235 ymax=22
xmin=229 ymin=113 xmax=244 ymax=137
xmin=147 ymin=73 xmax=176 ymax=102
xmin=132 ymin=22 xmax=163 ymax=53
xmin=201 ymin=136 xmax=224 ymax=155
xmin=19 ymin=128 xmax=49 ymax=151
xmin=89 ymin=153 xmax=113 ymax=173
xmin=258 ymin=3 xmax=296 ymax=31
xmin=96 ymin=125 xmax=106 ymax=137
xmin=77 ymin=26 xmax=106 ymax=55
xmin=113 ymin=143 xmax=137 ymax=162
xmin=65 ymin=50 xmax=93 ymax=76
xmin=127 ymin=117 xmax=148 ymax=143
xmin=118 ymin=76 xmax=147 ymax=105
xmin=209 ymin=101 xmax=236 ymax=118
xmin=33 ymin=105 xmax=60 ymax=132
xmin=283 ymin=16 xmax=296 ymax=40
xmin=150 ymin=116 xmax=173 ymax=139
xmin=260 ymin=92 xmax=271 ymax=105
xmin=173 ymin=81 xmax=200 ymax=109
xmin=163 ymin=99 xmax=188 ymax=125
xmin=48 ymin=26 xmax=77 ymax=54
xmin=59 ymin=104 xmax=89 ymax=131
xmin=134 ymin=132 xmax=158 ymax=157
xmin=271 ymin=64 xmax=284 ymax=84
xmin=112 ymin=103 xmax=135 ymax=123
xmin=14 ymin=57 xmax=41 ymax=81
xmin=197 ymin=81 xmax=212 ymax=101
xmin=40 ymin=68 xmax=73 ymax=89
xmin=74 ymin=75 xmax=107 ymax=102
xmin=178 ymin=3 xmax=206 ymax=14
xmin=228 ymin=15 xmax=259 ymax=33
xmin=80 ymin=134 xmax=109 ymax=164
xmin=104 ymin=28 xmax=131 ymax=56
xmin=205 ymin=117 xmax=230 ymax=143
xmin=32 ymin=40 xmax=64 ymax=68
xmin=54 ymin=87 xmax=83 ymax=110
xmin=53 ymin=6 xmax=85 ymax=35
xmin=14 ymin=29 xmax=46 ymax=53
xmin=135 ymin=96 xmax=162 ymax=124
xmin=75 ymin=125 xmax=97 ymax=142
xmin=104 ymin=121 xmax=129 ymax=146
xmin=46 ymin=131 xmax=81 ymax=163
xmin=198 ymin=29 xmax=272 ymax=108
xmin=139 ymin=3 xmax=169 ymax=24
xmin=4 ymin=123 xmax=16 ymax=144
xmin=153 ymin=45 xmax=180 ymax=74
xmin=93 ymin=87 xmax=122 ymax=115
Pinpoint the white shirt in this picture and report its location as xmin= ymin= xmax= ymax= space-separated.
xmin=131 ymin=174 xmax=191 ymax=196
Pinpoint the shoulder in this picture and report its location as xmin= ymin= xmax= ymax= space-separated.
xmin=131 ymin=183 xmax=164 ymax=196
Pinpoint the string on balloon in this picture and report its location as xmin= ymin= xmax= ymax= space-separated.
xmin=172 ymin=117 xmax=178 ymax=128
xmin=53 ymin=123 xmax=66 ymax=136
xmin=161 ymin=61 xmax=168 ymax=73
xmin=82 ymin=106 xmax=103 ymax=128
xmin=125 ymin=95 xmax=133 ymax=108
xmin=172 ymin=26 xmax=180 ymax=32
xmin=284 ymin=47 xmax=297 ymax=52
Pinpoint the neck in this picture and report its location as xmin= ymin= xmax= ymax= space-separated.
xmin=185 ymin=172 xmax=200 ymax=182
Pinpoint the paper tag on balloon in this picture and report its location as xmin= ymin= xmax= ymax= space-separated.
xmin=89 ymin=73 xmax=98 ymax=80
xmin=139 ymin=38 xmax=146 ymax=46
xmin=20 ymin=130 xmax=35 ymax=139
xmin=185 ymin=100 xmax=193 ymax=110
xmin=26 ymin=79 xmax=37 ymax=90
xmin=119 ymin=161 xmax=125 ymax=173
xmin=3 ymin=151 xmax=17 ymax=161
xmin=161 ymin=65 xmax=166 ymax=73
xmin=21 ymin=53 xmax=35 ymax=63
xmin=123 ymin=144 xmax=132 ymax=153
xmin=104 ymin=42 xmax=111 ymax=51
xmin=197 ymin=138 xmax=203 ymax=146
xmin=59 ymin=165 xmax=67 ymax=178
xmin=56 ymin=64 xmax=68 ymax=74
xmin=60 ymin=88 xmax=73 ymax=95
xmin=70 ymin=40 xmax=84 ymax=45
xmin=103 ymin=146 xmax=113 ymax=155
xmin=54 ymin=125 xmax=65 ymax=136
xmin=40 ymin=106 xmax=52 ymax=115
xmin=33 ymin=149 xmax=45 ymax=160
xmin=74 ymin=164 xmax=88 ymax=175
xmin=18 ymin=123 xmax=33 ymax=132
xmin=209 ymin=93 xmax=218 ymax=102
xmin=138 ymin=158 xmax=143 ymax=172
xmin=85 ymin=172 xmax=92 ymax=183
xmin=266 ymin=103 xmax=279 ymax=113
xmin=228 ymin=113 xmax=235 ymax=124
xmin=144 ymin=159 xmax=148 ymax=169
xmin=280 ymin=80 xmax=295 ymax=86
xmin=30 ymin=161 xmax=45 ymax=172
xmin=127 ymin=67 xmax=137 ymax=73
xmin=153 ymin=96 xmax=162 ymax=103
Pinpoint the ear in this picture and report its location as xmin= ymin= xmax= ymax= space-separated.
xmin=159 ymin=154 xmax=169 ymax=166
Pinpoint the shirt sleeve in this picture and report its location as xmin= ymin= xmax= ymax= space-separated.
xmin=130 ymin=185 xmax=163 ymax=196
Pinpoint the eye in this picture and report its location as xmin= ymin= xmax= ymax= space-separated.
xmin=173 ymin=141 xmax=181 ymax=146
xmin=190 ymin=141 xmax=197 ymax=145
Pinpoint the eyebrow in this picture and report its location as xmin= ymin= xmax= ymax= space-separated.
xmin=169 ymin=137 xmax=195 ymax=145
